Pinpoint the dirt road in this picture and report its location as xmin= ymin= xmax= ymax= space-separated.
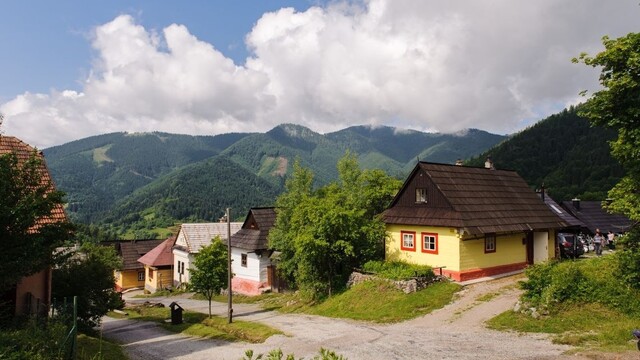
xmin=102 ymin=275 xmax=635 ymax=359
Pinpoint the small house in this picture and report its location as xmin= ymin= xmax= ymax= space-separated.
xmin=561 ymin=199 xmax=633 ymax=235
xmin=172 ymin=222 xmax=242 ymax=288
xmin=137 ymin=236 xmax=177 ymax=293
xmin=229 ymin=207 xmax=278 ymax=295
xmin=382 ymin=161 xmax=566 ymax=282
xmin=0 ymin=136 xmax=69 ymax=318
xmin=109 ymin=239 xmax=164 ymax=291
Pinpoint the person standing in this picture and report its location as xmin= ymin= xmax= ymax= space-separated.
xmin=594 ymin=229 xmax=604 ymax=256
xmin=607 ymin=230 xmax=615 ymax=250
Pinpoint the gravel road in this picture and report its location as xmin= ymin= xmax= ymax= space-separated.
xmin=102 ymin=275 xmax=637 ymax=360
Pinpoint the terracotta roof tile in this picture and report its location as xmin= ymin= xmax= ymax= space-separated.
xmin=138 ymin=236 xmax=177 ymax=267
xmin=0 ymin=136 xmax=68 ymax=227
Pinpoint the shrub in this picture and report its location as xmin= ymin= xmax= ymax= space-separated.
xmin=362 ymin=260 xmax=434 ymax=281
xmin=520 ymin=255 xmax=640 ymax=316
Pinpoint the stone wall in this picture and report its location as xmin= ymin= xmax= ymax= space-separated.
xmin=347 ymin=271 xmax=442 ymax=294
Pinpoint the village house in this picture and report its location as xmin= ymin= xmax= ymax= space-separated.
xmin=229 ymin=207 xmax=280 ymax=295
xmin=382 ymin=161 xmax=567 ymax=282
xmin=107 ymin=239 xmax=164 ymax=292
xmin=172 ymin=222 xmax=242 ymax=288
xmin=560 ymin=198 xmax=633 ymax=235
xmin=0 ymin=136 xmax=69 ymax=317
xmin=137 ymin=236 xmax=177 ymax=293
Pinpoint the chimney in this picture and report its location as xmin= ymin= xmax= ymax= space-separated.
xmin=572 ymin=198 xmax=581 ymax=210
xmin=455 ymin=159 xmax=463 ymax=166
xmin=484 ymin=156 xmax=495 ymax=170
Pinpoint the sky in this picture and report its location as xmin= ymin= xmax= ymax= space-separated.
xmin=0 ymin=1 xmax=638 ymax=149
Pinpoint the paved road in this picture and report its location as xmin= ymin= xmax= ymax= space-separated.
xmin=101 ymin=277 xmax=629 ymax=360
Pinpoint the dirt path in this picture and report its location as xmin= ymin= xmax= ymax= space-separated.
xmin=102 ymin=275 xmax=636 ymax=360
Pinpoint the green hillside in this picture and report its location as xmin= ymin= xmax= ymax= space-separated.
xmin=467 ymin=106 xmax=623 ymax=201
xmin=44 ymin=124 xmax=506 ymax=238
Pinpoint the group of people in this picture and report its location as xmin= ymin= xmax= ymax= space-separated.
xmin=592 ymin=229 xmax=616 ymax=256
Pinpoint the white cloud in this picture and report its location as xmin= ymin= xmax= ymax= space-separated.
xmin=2 ymin=0 xmax=639 ymax=148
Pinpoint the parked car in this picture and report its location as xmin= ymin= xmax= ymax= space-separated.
xmin=557 ymin=232 xmax=585 ymax=259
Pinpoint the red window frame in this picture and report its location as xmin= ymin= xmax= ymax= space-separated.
xmin=485 ymin=234 xmax=496 ymax=253
xmin=401 ymin=231 xmax=416 ymax=251
xmin=421 ymin=232 xmax=438 ymax=254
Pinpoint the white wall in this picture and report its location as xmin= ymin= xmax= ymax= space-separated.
xmin=173 ymin=249 xmax=191 ymax=286
xmin=231 ymin=248 xmax=271 ymax=283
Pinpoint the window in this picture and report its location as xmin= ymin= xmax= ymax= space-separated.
xmin=485 ymin=234 xmax=496 ymax=253
xmin=421 ymin=233 xmax=438 ymax=254
xmin=401 ymin=231 xmax=416 ymax=251
xmin=137 ymin=271 xmax=144 ymax=281
xmin=149 ymin=269 xmax=154 ymax=279
xmin=415 ymin=188 xmax=427 ymax=203
xmin=181 ymin=261 xmax=185 ymax=275
xmin=241 ymin=253 xmax=248 ymax=267
xmin=178 ymin=260 xmax=184 ymax=275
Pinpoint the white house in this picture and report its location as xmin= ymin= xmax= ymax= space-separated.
xmin=229 ymin=207 xmax=278 ymax=295
xmin=172 ymin=222 xmax=242 ymax=288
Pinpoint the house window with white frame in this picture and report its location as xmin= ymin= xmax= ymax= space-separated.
xmin=415 ymin=188 xmax=427 ymax=203
xmin=241 ymin=253 xmax=248 ymax=267
xmin=485 ymin=234 xmax=496 ymax=253
xmin=421 ymin=233 xmax=438 ymax=254
xmin=401 ymin=231 xmax=416 ymax=251
xmin=137 ymin=271 xmax=144 ymax=281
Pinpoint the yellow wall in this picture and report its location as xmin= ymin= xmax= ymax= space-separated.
xmin=115 ymin=270 xmax=144 ymax=291
xmin=386 ymin=224 xmax=461 ymax=272
xmin=459 ymin=233 xmax=525 ymax=271
xmin=145 ymin=266 xmax=173 ymax=293
xmin=386 ymin=224 xmax=534 ymax=273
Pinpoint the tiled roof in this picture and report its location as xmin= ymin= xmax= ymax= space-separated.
xmin=560 ymin=200 xmax=633 ymax=234
xmin=176 ymin=222 xmax=243 ymax=253
xmin=110 ymin=239 xmax=164 ymax=270
xmin=0 ymin=136 xmax=68 ymax=227
xmin=230 ymin=207 xmax=277 ymax=250
xmin=138 ymin=236 xmax=177 ymax=267
xmin=383 ymin=162 xmax=566 ymax=235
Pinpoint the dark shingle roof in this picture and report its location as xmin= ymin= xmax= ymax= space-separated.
xmin=383 ymin=162 xmax=566 ymax=235
xmin=542 ymin=195 xmax=586 ymax=229
xmin=110 ymin=239 xmax=164 ymax=270
xmin=560 ymin=200 xmax=633 ymax=234
xmin=230 ymin=207 xmax=277 ymax=250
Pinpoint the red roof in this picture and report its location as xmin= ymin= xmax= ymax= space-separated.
xmin=0 ymin=136 xmax=68 ymax=227
xmin=138 ymin=236 xmax=177 ymax=267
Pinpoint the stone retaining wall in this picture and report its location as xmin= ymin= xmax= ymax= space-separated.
xmin=347 ymin=271 xmax=442 ymax=294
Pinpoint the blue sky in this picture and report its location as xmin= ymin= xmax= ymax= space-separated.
xmin=0 ymin=1 xmax=316 ymax=99
xmin=1 ymin=1 xmax=638 ymax=148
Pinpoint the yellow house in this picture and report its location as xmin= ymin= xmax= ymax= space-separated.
xmin=383 ymin=161 xmax=566 ymax=282
xmin=110 ymin=239 xmax=164 ymax=292
xmin=138 ymin=236 xmax=176 ymax=293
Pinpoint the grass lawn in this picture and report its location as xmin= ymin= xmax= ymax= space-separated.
xmin=77 ymin=334 xmax=128 ymax=360
xmin=488 ymin=299 xmax=639 ymax=352
xmin=235 ymin=279 xmax=460 ymax=323
xmin=119 ymin=305 xmax=283 ymax=343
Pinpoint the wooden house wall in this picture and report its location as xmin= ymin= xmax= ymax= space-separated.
xmin=395 ymin=169 xmax=451 ymax=208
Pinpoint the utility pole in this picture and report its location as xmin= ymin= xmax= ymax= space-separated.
xmin=226 ymin=207 xmax=233 ymax=323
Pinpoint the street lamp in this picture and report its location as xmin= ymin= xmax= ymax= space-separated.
xmin=226 ymin=207 xmax=233 ymax=323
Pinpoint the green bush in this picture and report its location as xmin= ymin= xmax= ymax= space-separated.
xmin=362 ymin=260 xmax=434 ymax=281
xmin=520 ymin=255 xmax=640 ymax=316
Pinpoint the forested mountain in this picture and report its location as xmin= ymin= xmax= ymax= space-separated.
xmin=44 ymin=124 xmax=505 ymax=238
xmin=467 ymin=106 xmax=623 ymax=201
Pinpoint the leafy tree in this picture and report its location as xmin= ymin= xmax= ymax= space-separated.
xmin=269 ymin=153 xmax=401 ymax=299
xmin=0 ymin=151 xmax=73 ymax=292
xmin=189 ymin=237 xmax=228 ymax=318
xmin=574 ymin=32 xmax=640 ymax=288
xmin=52 ymin=242 xmax=123 ymax=332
